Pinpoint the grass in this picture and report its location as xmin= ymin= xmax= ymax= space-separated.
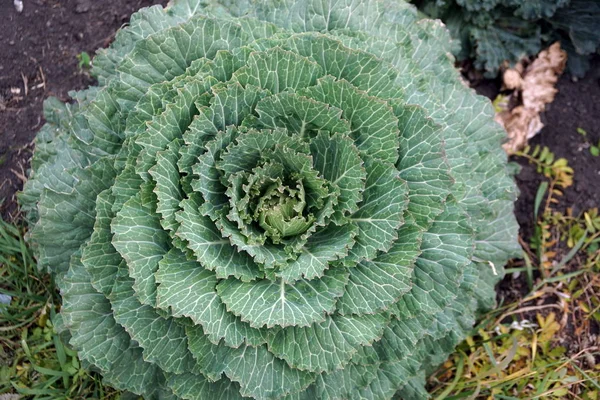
xmin=0 ymin=219 xmax=122 ymax=399
xmin=429 ymin=310 xmax=599 ymax=399
xmin=0 ymin=147 xmax=598 ymax=399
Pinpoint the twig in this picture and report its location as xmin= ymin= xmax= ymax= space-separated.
xmin=495 ymin=304 xmax=563 ymax=325
xmin=21 ymin=71 xmax=28 ymax=96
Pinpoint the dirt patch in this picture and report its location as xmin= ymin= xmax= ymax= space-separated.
xmin=0 ymin=0 xmax=168 ymax=219
xmin=471 ymin=57 xmax=600 ymax=240
xmin=513 ymin=57 xmax=600 ymax=240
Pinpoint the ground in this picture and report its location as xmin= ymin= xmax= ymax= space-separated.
xmin=470 ymin=57 xmax=600 ymax=240
xmin=0 ymin=0 xmax=168 ymax=218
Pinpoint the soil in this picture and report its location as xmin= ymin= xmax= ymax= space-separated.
xmin=513 ymin=59 xmax=600 ymax=240
xmin=0 ymin=0 xmax=168 ymax=219
xmin=470 ymin=58 xmax=600 ymax=243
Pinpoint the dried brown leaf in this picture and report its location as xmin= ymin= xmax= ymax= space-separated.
xmin=497 ymin=107 xmax=543 ymax=154
xmin=522 ymin=42 xmax=567 ymax=113
xmin=498 ymin=42 xmax=567 ymax=154
xmin=503 ymin=69 xmax=523 ymax=90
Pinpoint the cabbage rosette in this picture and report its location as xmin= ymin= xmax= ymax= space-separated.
xmin=20 ymin=0 xmax=520 ymax=399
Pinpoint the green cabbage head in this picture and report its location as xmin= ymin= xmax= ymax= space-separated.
xmin=20 ymin=0 xmax=521 ymax=398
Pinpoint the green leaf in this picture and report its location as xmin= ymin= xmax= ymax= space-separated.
xmin=115 ymin=16 xmax=244 ymax=107
xmin=82 ymin=189 xmax=122 ymax=296
xmin=111 ymin=184 xmax=170 ymax=306
xmin=276 ymin=223 xmax=358 ymax=282
xmin=309 ymin=131 xmax=366 ymax=223
xmin=224 ymin=345 xmax=316 ymax=399
xmin=393 ymin=103 xmax=452 ymax=228
xmin=215 ymin=215 xmax=293 ymax=268
xmin=534 ymin=181 xmax=549 ymax=221
xmin=471 ymin=23 xmax=542 ymax=76
xmin=314 ymin=363 xmax=379 ymax=399
xmin=394 ymin=202 xmax=474 ymax=318
xmin=337 ymin=224 xmax=421 ymax=315
xmin=373 ymin=315 xmax=431 ymax=363
xmin=268 ymin=313 xmax=388 ymax=373
xmin=155 ymin=248 xmax=266 ymax=347
xmin=150 ymin=138 xmax=184 ymax=236
xmin=232 ymin=47 xmax=323 ymax=93
xmin=60 ymin=255 xmax=130 ymax=372
xmin=92 ymin=4 xmax=187 ymax=84
xmin=32 ymin=158 xmax=116 ymax=276
xmin=190 ymin=126 xmax=240 ymax=219
xmin=176 ymin=194 xmax=264 ymax=281
xmin=60 ymin=255 xmax=166 ymax=397
xmin=216 ymin=128 xmax=308 ymax=177
xmin=301 ymin=76 xmax=400 ymax=164
xmin=185 ymin=325 xmax=232 ymax=381
xmin=216 ymin=268 xmax=349 ymax=328
xmin=109 ymin=273 xmax=197 ymax=374
xmin=251 ymin=92 xmax=350 ymax=138
xmin=285 ymin=33 xmax=399 ymax=97
xmin=167 ymin=372 xmax=243 ymax=400
xmin=136 ymin=79 xmax=209 ymax=181
xmin=179 ymin=81 xmax=267 ymax=178
xmin=347 ymin=158 xmax=408 ymax=263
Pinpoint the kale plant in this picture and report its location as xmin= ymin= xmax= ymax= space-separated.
xmin=20 ymin=0 xmax=520 ymax=398
xmin=415 ymin=0 xmax=600 ymax=77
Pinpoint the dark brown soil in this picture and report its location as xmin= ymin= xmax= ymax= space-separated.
xmin=513 ymin=58 xmax=600 ymax=240
xmin=471 ymin=57 xmax=600 ymax=241
xmin=0 ymin=0 xmax=168 ymax=219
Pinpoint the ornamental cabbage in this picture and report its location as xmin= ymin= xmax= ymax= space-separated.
xmin=19 ymin=0 xmax=521 ymax=399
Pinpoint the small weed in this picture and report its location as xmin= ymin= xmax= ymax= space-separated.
xmin=76 ymin=52 xmax=92 ymax=71
xmin=492 ymin=94 xmax=509 ymax=113
xmin=429 ymin=310 xmax=599 ymax=399
xmin=515 ymin=145 xmax=574 ymax=274
xmin=575 ymin=127 xmax=600 ymax=157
